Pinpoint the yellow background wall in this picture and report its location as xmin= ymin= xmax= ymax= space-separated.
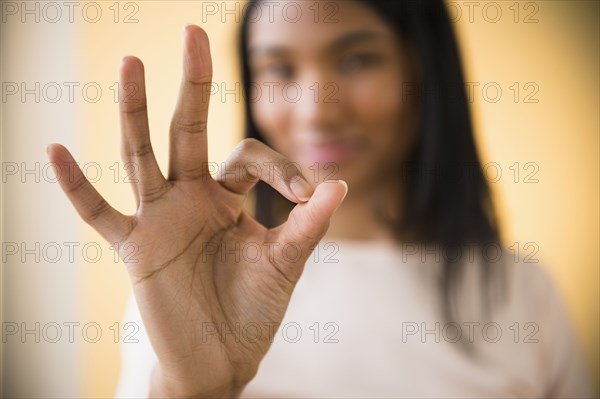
xmin=77 ymin=1 xmax=599 ymax=396
xmin=79 ymin=1 xmax=243 ymax=395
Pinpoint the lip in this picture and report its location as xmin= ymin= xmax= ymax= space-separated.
xmin=299 ymin=141 xmax=356 ymax=165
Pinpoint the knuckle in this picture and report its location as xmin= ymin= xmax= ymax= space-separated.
xmin=171 ymin=118 xmax=207 ymax=135
xmin=66 ymin=174 xmax=88 ymax=194
xmin=279 ymin=159 xmax=301 ymax=182
xmin=140 ymin=182 xmax=171 ymax=204
xmin=82 ymin=200 xmax=110 ymax=224
xmin=237 ymin=138 xmax=262 ymax=152
xmin=186 ymin=74 xmax=213 ymax=88
xmin=177 ymin=164 xmax=208 ymax=181
xmin=120 ymin=102 xmax=147 ymax=115
xmin=128 ymin=143 xmax=153 ymax=158
xmin=229 ymin=139 xmax=303 ymax=185
xmin=229 ymin=138 xmax=262 ymax=168
xmin=296 ymin=207 xmax=327 ymax=242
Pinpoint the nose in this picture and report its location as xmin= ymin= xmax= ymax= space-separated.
xmin=292 ymin=70 xmax=346 ymax=135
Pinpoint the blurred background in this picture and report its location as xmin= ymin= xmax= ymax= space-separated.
xmin=1 ymin=0 xmax=598 ymax=397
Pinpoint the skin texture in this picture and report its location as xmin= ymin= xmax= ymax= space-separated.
xmin=48 ymin=25 xmax=347 ymax=398
xmin=248 ymin=0 xmax=420 ymax=240
xmin=48 ymin=1 xmax=419 ymax=397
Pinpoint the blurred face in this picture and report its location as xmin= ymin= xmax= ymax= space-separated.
xmin=247 ymin=0 xmax=420 ymax=192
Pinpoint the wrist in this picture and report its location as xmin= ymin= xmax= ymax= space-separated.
xmin=149 ymin=363 xmax=245 ymax=399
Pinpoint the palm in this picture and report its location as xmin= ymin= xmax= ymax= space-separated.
xmin=125 ymin=179 xmax=296 ymax=384
xmin=47 ymin=25 xmax=346 ymax=397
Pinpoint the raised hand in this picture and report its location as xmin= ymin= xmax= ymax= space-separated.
xmin=47 ymin=25 xmax=347 ymax=398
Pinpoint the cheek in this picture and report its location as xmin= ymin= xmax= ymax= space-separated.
xmin=251 ymin=98 xmax=292 ymax=155
xmin=350 ymin=73 xmax=408 ymax=156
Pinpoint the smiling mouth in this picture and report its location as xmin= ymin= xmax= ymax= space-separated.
xmin=299 ymin=141 xmax=361 ymax=166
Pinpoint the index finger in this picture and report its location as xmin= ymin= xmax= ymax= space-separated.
xmin=168 ymin=25 xmax=213 ymax=181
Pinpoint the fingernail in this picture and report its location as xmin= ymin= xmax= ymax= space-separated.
xmin=336 ymin=180 xmax=349 ymax=199
xmin=325 ymin=180 xmax=348 ymax=212
xmin=290 ymin=177 xmax=313 ymax=202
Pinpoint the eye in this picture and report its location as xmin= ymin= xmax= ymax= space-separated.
xmin=340 ymin=53 xmax=381 ymax=74
xmin=265 ymin=62 xmax=294 ymax=80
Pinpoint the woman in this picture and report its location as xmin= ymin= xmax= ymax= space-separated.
xmin=47 ymin=0 xmax=594 ymax=397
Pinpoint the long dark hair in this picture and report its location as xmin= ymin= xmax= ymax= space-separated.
xmin=239 ymin=0 xmax=506 ymax=348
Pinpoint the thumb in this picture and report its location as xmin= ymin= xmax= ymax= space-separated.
xmin=269 ymin=180 xmax=348 ymax=280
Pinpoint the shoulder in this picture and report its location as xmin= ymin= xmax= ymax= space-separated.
xmin=495 ymin=253 xmax=597 ymax=394
xmin=496 ymin=252 xmax=566 ymax=320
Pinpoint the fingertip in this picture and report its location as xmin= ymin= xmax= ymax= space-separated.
xmin=290 ymin=177 xmax=314 ymax=203
xmin=282 ymin=180 xmax=347 ymax=246
xmin=322 ymin=179 xmax=348 ymax=201
xmin=183 ymin=24 xmax=210 ymax=50
xmin=182 ymin=24 xmax=212 ymax=77
xmin=335 ymin=179 xmax=349 ymax=199
xmin=46 ymin=143 xmax=63 ymax=160
xmin=328 ymin=180 xmax=348 ymax=212
xmin=120 ymin=55 xmax=144 ymax=77
xmin=301 ymin=179 xmax=348 ymax=217
xmin=47 ymin=144 xmax=79 ymax=167
xmin=120 ymin=54 xmax=139 ymax=65
xmin=184 ymin=23 xmax=207 ymax=37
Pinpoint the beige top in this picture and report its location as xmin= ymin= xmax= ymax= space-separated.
xmin=115 ymin=239 xmax=596 ymax=398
